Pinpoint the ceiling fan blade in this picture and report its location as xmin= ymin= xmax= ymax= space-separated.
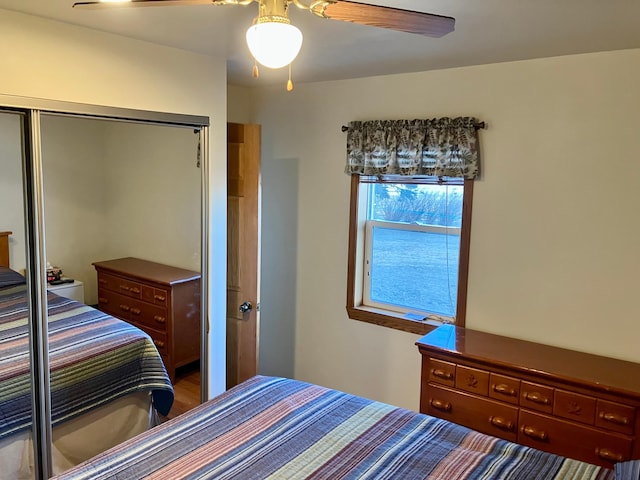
xmin=322 ymin=1 xmax=454 ymax=37
xmin=73 ymin=0 xmax=214 ymax=9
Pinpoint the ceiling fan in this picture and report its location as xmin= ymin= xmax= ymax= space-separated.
xmin=72 ymin=0 xmax=455 ymax=90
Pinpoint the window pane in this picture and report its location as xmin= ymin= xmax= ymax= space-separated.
xmin=366 ymin=181 xmax=463 ymax=318
xmin=370 ymin=183 xmax=463 ymax=227
xmin=370 ymin=226 xmax=460 ymax=317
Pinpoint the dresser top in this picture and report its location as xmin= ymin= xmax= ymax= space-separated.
xmin=92 ymin=257 xmax=200 ymax=286
xmin=416 ymin=324 xmax=640 ymax=399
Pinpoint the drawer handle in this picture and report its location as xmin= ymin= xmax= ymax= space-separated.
xmin=523 ymin=391 xmax=550 ymax=405
xmin=492 ymin=384 xmax=517 ymax=397
xmin=429 ymin=398 xmax=452 ymax=412
xmin=130 ymin=308 xmax=141 ymax=316
xmin=98 ymin=297 xmax=108 ymax=304
xmin=521 ymin=425 xmax=548 ymax=441
xmin=154 ymin=315 xmax=166 ymax=324
xmin=129 ymin=287 xmax=141 ymax=294
xmin=431 ymin=368 xmax=454 ymax=381
xmin=595 ymin=448 xmax=624 ymax=463
xmin=119 ymin=304 xmax=130 ymax=312
xmin=98 ymin=279 xmax=107 ymax=285
xmin=154 ymin=294 xmax=166 ymax=302
xmin=154 ymin=340 xmax=165 ymax=348
xmin=489 ymin=416 xmax=514 ymax=432
xmin=120 ymin=285 xmax=130 ymax=291
xmin=599 ymin=411 xmax=630 ymax=426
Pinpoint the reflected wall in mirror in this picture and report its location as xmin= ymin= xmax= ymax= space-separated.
xmin=40 ymin=115 xmax=202 ymax=304
xmin=0 ymin=111 xmax=27 ymax=270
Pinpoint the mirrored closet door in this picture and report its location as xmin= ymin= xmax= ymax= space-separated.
xmin=41 ymin=114 xmax=204 ymax=475
xmin=0 ymin=109 xmax=38 ymax=479
xmin=0 ymin=98 xmax=209 ymax=480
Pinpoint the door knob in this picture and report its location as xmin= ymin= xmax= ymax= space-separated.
xmin=239 ymin=301 xmax=252 ymax=313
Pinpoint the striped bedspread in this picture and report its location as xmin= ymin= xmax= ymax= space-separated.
xmin=54 ymin=376 xmax=614 ymax=480
xmin=0 ymin=283 xmax=173 ymax=440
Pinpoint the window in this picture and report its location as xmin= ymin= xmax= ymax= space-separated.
xmin=347 ymin=175 xmax=473 ymax=335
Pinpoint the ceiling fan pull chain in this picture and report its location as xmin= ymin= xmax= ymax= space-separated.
xmin=287 ymin=62 xmax=294 ymax=91
xmin=252 ymin=59 xmax=260 ymax=78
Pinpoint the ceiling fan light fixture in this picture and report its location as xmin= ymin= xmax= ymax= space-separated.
xmin=246 ymin=20 xmax=303 ymax=69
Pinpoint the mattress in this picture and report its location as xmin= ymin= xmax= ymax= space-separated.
xmin=53 ymin=376 xmax=616 ymax=480
xmin=0 ymin=391 xmax=154 ymax=479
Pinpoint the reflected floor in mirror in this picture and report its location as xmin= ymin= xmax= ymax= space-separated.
xmin=163 ymin=362 xmax=201 ymax=421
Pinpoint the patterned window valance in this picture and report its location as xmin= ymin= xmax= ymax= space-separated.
xmin=345 ymin=117 xmax=481 ymax=179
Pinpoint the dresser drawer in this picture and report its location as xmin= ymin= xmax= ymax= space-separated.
xmin=519 ymin=410 xmax=631 ymax=467
xmin=126 ymin=298 xmax=169 ymax=333
xmin=428 ymin=359 xmax=456 ymax=387
xmin=97 ymin=289 xmax=133 ymax=320
xmin=554 ymin=390 xmax=596 ymax=425
xmin=489 ymin=373 xmax=520 ymax=405
xmin=596 ymin=399 xmax=635 ymax=435
xmin=98 ymin=289 xmax=168 ymax=333
xmin=98 ymin=272 xmax=142 ymax=299
xmin=141 ymin=285 xmax=168 ymax=306
xmin=133 ymin=324 xmax=168 ymax=356
xmin=520 ymin=381 xmax=554 ymax=414
xmin=427 ymin=384 xmax=518 ymax=442
xmin=455 ymin=365 xmax=489 ymax=396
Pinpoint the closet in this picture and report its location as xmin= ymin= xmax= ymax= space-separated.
xmin=0 ymin=97 xmax=209 ymax=479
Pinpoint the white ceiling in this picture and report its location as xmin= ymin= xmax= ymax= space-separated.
xmin=1 ymin=0 xmax=640 ymax=88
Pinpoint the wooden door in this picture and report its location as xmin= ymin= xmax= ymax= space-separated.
xmin=226 ymin=123 xmax=261 ymax=388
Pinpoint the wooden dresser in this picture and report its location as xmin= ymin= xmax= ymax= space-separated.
xmin=93 ymin=257 xmax=201 ymax=383
xmin=416 ymin=325 xmax=640 ymax=468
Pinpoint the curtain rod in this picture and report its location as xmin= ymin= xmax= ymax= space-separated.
xmin=341 ymin=121 xmax=486 ymax=132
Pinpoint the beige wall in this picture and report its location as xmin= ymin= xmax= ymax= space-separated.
xmin=250 ymin=48 xmax=640 ymax=410
xmin=227 ymin=85 xmax=253 ymax=124
xmin=0 ymin=9 xmax=227 ymax=396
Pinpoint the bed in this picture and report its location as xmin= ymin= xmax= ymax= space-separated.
xmin=52 ymin=375 xmax=624 ymax=480
xmin=0 ymin=233 xmax=174 ymax=479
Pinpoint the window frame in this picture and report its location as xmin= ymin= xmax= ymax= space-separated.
xmin=346 ymin=174 xmax=474 ymax=335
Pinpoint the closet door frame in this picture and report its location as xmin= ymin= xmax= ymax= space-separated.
xmin=0 ymin=94 xmax=210 ymax=479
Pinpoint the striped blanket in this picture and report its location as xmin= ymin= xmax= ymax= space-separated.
xmin=0 ymin=283 xmax=173 ymax=440
xmin=54 ymin=376 xmax=614 ymax=480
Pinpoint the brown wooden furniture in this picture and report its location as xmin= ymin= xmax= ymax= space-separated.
xmin=416 ymin=324 xmax=640 ymax=468
xmin=93 ymin=257 xmax=201 ymax=383
xmin=0 ymin=231 xmax=11 ymax=268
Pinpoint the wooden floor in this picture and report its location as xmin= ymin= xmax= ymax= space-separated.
xmin=165 ymin=362 xmax=201 ymax=420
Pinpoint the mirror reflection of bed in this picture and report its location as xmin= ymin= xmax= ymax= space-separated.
xmin=0 ymin=110 xmax=203 ymax=478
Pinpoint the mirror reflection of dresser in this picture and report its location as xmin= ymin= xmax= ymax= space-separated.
xmin=93 ymin=257 xmax=201 ymax=383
